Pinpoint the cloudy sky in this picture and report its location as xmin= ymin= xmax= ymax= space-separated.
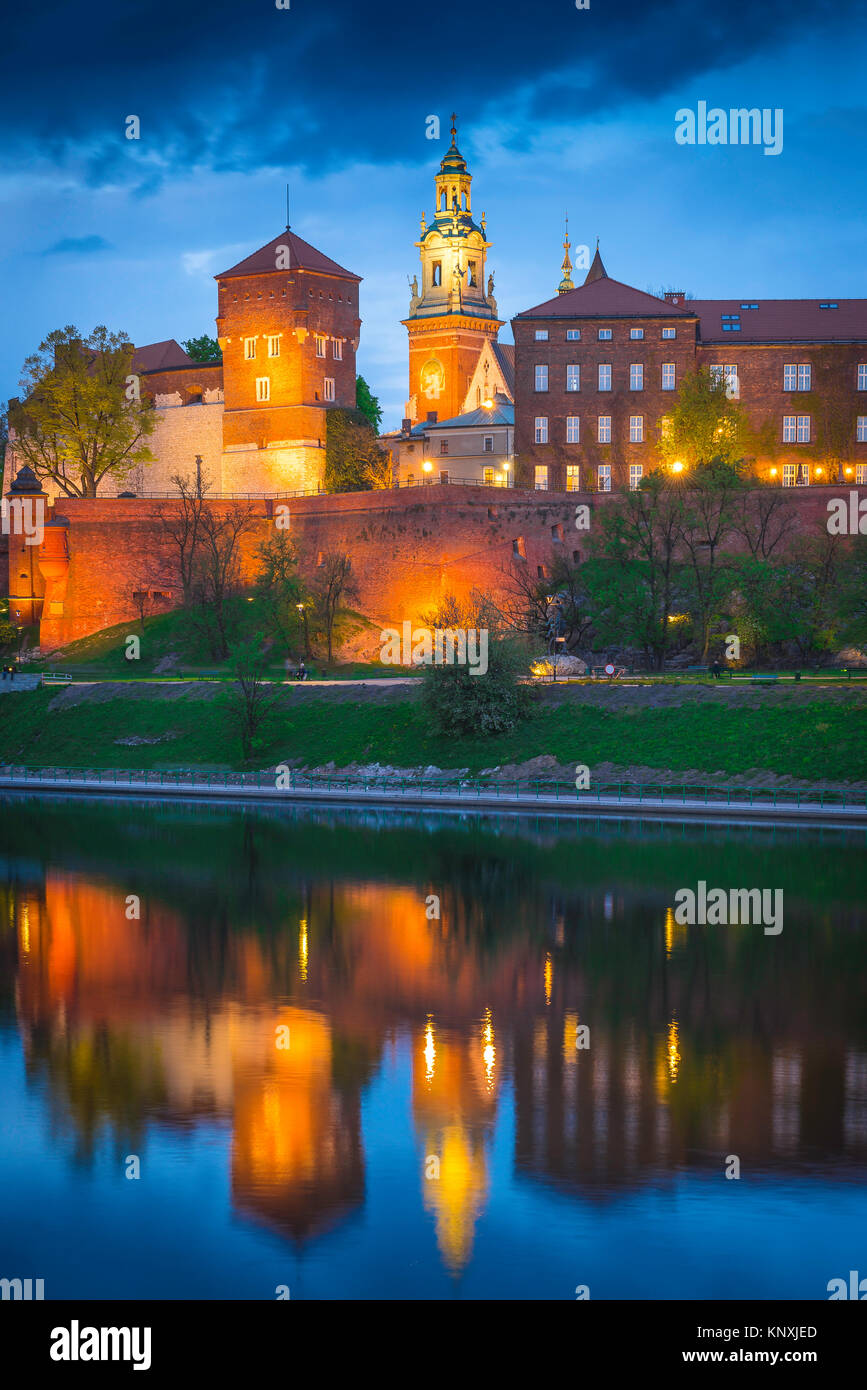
xmin=2 ymin=0 xmax=866 ymax=428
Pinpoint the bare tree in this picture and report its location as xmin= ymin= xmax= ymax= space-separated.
xmin=312 ymin=552 xmax=357 ymax=663
xmin=158 ymin=472 xmax=211 ymax=605
xmin=190 ymin=503 xmax=258 ymax=659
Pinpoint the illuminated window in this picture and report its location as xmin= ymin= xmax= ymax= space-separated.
xmin=315 ymin=335 xmax=326 ymax=357
xmin=598 ymin=364 xmax=612 ymax=391
xmin=534 ymin=465 xmax=549 ymax=491
xmin=332 ymin=339 xmax=343 ymax=360
xmin=598 ymin=464 xmax=611 ymax=491
xmin=662 ymin=327 xmax=676 ymax=339
xmin=483 ymin=466 xmax=494 ymax=484
xmin=323 ymin=377 xmax=335 ymax=401
xmin=255 ymin=377 xmax=270 ymax=401
xmin=630 ymin=363 xmax=643 ymax=391
xmin=660 ymin=415 xmax=673 ymax=439
xmin=629 ymin=415 xmax=644 ymax=443
xmin=566 ymin=364 xmax=580 ymax=392
xmin=662 ymin=363 xmax=676 ymax=391
xmin=535 ymin=364 xmax=549 ymax=391
xmin=267 ymin=336 xmax=280 ymax=358
xmin=857 ymin=464 xmax=867 ymax=483
xmin=244 ymin=337 xmax=256 ymax=360
xmin=566 ymin=464 xmax=580 ymax=491
xmin=535 ymin=416 xmax=548 ymax=443
xmin=566 ymin=415 xmax=580 ymax=443
xmin=782 ymin=464 xmax=796 ymax=487
xmin=629 ymin=463 xmax=644 ymax=490
xmin=597 ymin=415 xmax=611 ymax=443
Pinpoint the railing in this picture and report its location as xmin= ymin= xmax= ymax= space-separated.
xmin=0 ymin=766 xmax=864 ymax=811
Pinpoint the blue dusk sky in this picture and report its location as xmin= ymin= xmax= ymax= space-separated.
xmin=1 ymin=0 xmax=866 ymax=429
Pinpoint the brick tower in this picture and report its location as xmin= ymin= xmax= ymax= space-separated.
xmin=402 ymin=117 xmax=502 ymax=425
xmin=215 ymin=229 xmax=362 ymax=493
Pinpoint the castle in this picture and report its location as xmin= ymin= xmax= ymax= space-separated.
xmin=3 ymin=120 xmax=867 ymax=651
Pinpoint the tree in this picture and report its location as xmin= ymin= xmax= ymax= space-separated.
xmin=419 ymin=592 xmax=531 ymax=738
xmin=221 ymin=638 xmax=279 ymax=761
xmin=731 ymin=483 xmax=798 ymax=560
xmin=311 ymin=552 xmax=357 ymax=663
xmin=324 ymin=408 xmax=386 ymax=493
xmin=158 ymin=472 xmax=211 ymax=605
xmin=792 ymin=348 xmax=860 ymax=483
xmin=189 ymin=503 xmax=257 ymax=659
xmin=8 ymin=326 xmax=155 ymax=497
xmin=255 ymin=530 xmax=305 ymax=657
xmin=677 ymin=459 xmax=744 ymax=659
xmin=355 ymin=375 xmax=383 ymax=433
xmin=182 ymin=335 xmax=222 ymax=364
xmin=657 ymin=366 xmax=750 ymax=472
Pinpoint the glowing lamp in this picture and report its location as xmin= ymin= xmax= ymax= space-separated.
xmin=422 ymin=460 xmax=433 ymax=473
xmin=672 ymin=461 xmax=684 ymax=473
xmin=483 ymin=397 xmax=494 ymax=409
xmin=770 ymin=468 xmax=778 ymax=477
xmin=846 ymin=467 xmax=854 ymax=476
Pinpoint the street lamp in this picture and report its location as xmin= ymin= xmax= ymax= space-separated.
xmin=296 ymin=601 xmax=310 ymax=659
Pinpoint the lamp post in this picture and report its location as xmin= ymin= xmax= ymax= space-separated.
xmin=14 ymin=609 xmax=23 ymax=667
xmin=296 ymin=601 xmax=310 ymax=659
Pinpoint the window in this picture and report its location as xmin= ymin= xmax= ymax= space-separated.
xmin=323 ymin=377 xmax=335 ymax=401
xmin=440 ymin=470 xmax=449 ymax=483
xmin=662 ymin=327 xmax=676 ymax=339
xmin=598 ymin=364 xmax=612 ymax=391
xmin=483 ymin=435 xmax=494 ymax=452
xmin=629 ymin=464 xmax=644 ymax=490
xmin=566 ymin=329 xmax=581 ymax=341
xmin=597 ymin=415 xmax=611 ymax=443
xmin=782 ymin=465 xmax=796 ymax=487
xmin=332 ymin=339 xmax=343 ymax=360
xmin=566 ymin=364 xmax=580 ymax=392
xmin=534 ymin=416 xmax=548 ymax=443
xmin=439 ymin=440 xmax=449 ymax=455
xmin=598 ymin=328 xmax=612 ymax=340
xmin=535 ymin=364 xmax=549 ymax=391
xmin=598 ymin=464 xmax=611 ymax=492
xmin=784 ymin=363 xmax=810 ymax=390
xmin=711 ymin=363 xmax=738 ymax=398
xmin=244 ymin=337 xmax=256 ymax=360
xmin=566 ymin=465 xmax=580 ymax=492
xmin=267 ymin=335 xmax=280 ymax=358
xmin=467 ymin=261 xmax=478 ymax=287
xmin=255 ymin=377 xmax=270 ymax=401
xmin=630 ymin=363 xmax=644 ymax=391
xmin=432 ymin=262 xmax=442 ymax=286
xmin=534 ymin=465 xmax=549 ymax=491
xmin=566 ymin=415 xmax=580 ymax=443
xmin=859 ymin=365 xmax=867 ymax=391
xmin=857 ymin=465 xmax=867 ymax=483
xmin=315 ymin=335 xmax=326 ymax=357
xmin=662 ymin=363 xmax=676 ymax=391
xmin=796 ymin=463 xmax=810 ymax=485
xmin=660 ymin=415 xmax=673 ymax=439
xmin=783 ymin=415 xmax=810 ymax=443
xmin=740 ymin=303 xmax=759 ymax=310
xmin=820 ymin=303 xmax=838 ymax=310
xmin=629 ymin=415 xmax=644 ymax=443
xmin=552 ymin=524 xmax=564 ymax=542
xmin=483 ymin=467 xmax=494 ymax=484
xmin=721 ymin=314 xmax=741 ymax=331
xmin=535 ymin=329 xmax=549 ymax=341
xmin=857 ymin=416 xmax=867 ymax=443
xmin=630 ymin=328 xmax=644 ymax=340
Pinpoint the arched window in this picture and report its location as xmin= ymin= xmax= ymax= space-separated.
xmin=432 ymin=262 xmax=442 ymax=287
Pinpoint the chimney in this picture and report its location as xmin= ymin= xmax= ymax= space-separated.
xmin=664 ymin=291 xmax=684 ymax=305
xmin=427 ymin=410 xmax=438 ymax=423
xmin=401 ymin=417 xmax=412 ymax=433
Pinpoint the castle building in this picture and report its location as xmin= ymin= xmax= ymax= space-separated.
xmin=402 ymin=116 xmax=503 ymax=427
xmin=2 ymin=229 xmax=362 ymax=501
xmin=513 ymin=249 xmax=867 ymax=492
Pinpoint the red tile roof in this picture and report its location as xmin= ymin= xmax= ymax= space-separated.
xmin=515 ymin=277 xmax=696 ymax=320
xmin=691 ymin=299 xmax=867 ymax=344
xmin=132 ymin=339 xmax=194 ymax=372
xmin=217 ymin=230 xmax=361 ymax=282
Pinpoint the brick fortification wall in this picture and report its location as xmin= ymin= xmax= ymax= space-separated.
xmin=24 ymin=484 xmax=860 ymax=653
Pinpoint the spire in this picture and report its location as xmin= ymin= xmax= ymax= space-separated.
xmin=558 ymin=214 xmax=574 ymax=294
xmin=583 ymin=240 xmax=608 ymax=285
xmin=439 ymin=111 xmax=468 ymax=173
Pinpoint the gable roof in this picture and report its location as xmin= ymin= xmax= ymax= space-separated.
xmin=491 ymin=341 xmax=515 ymax=393
xmin=216 ymin=230 xmax=361 ymax=282
xmin=691 ymin=299 xmax=867 ymax=344
xmin=132 ymin=339 xmax=194 ymax=372
xmin=515 ymin=276 xmax=696 ymax=321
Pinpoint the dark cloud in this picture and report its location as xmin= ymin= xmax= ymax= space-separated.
xmin=4 ymin=0 xmax=866 ymax=181
xmin=41 ymin=236 xmax=113 ymax=255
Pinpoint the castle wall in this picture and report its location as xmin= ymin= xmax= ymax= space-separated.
xmin=24 ymin=485 xmax=857 ymax=654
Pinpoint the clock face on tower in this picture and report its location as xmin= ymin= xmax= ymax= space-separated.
xmin=420 ymin=358 xmax=445 ymax=401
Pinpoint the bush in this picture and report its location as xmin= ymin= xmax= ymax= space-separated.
xmin=420 ymin=634 xmax=531 ymax=738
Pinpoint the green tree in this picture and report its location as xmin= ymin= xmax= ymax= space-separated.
xmin=221 ymin=638 xmax=279 ymax=761
xmin=419 ymin=592 xmax=532 ymax=738
xmin=658 ymin=366 xmax=750 ymax=472
xmin=355 ymin=375 xmax=383 ymax=433
xmin=182 ymin=335 xmax=222 ymax=363
xmin=677 ymin=459 xmax=745 ymax=660
xmin=255 ymin=530 xmax=306 ymax=657
xmin=324 ymin=408 xmax=386 ymax=492
xmin=9 ymin=326 xmax=155 ymax=497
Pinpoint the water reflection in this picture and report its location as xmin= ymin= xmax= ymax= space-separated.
xmin=1 ymin=798 xmax=866 ymax=1296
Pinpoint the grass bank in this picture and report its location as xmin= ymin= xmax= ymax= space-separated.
xmin=0 ymin=685 xmax=864 ymax=784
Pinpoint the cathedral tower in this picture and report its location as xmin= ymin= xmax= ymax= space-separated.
xmin=402 ymin=117 xmax=502 ymax=424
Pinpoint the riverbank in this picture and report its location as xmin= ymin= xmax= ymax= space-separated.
xmin=0 ymin=680 xmax=864 ymax=789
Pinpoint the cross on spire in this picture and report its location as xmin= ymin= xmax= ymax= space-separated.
xmin=450 ymin=112 xmax=457 ymax=143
